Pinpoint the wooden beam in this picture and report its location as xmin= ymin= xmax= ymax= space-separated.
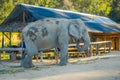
xmin=108 ymin=41 xmax=112 ymax=52
xmin=104 ymin=33 xmax=106 ymax=53
xmin=23 ymin=10 xmax=26 ymax=24
xmin=2 ymin=32 xmax=10 ymax=40
xmin=2 ymin=32 xmax=12 ymax=47
xmin=40 ymin=51 xmax=43 ymax=62
xmin=2 ymin=32 xmax=4 ymax=48
xmin=89 ymin=44 xmax=93 ymax=56
xmin=0 ymin=51 xmax=1 ymax=63
xmin=119 ymin=34 xmax=120 ymax=51
xmin=9 ymin=32 xmax=12 ymax=47
xmin=0 ymin=48 xmax=25 ymax=51
xmin=96 ymin=44 xmax=99 ymax=55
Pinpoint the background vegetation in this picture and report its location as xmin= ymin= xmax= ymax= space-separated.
xmin=0 ymin=0 xmax=120 ymax=24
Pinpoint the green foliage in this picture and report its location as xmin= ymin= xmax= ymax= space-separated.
xmin=0 ymin=0 xmax=14 ymax=23
xmin=108 ymin=0 xmax=120 ymax=23
xmin=0 ymin=0 xmax=120 ymax=23
xmin=73 ymin=0 xmax=112 ymax=16
xmin=0 ymin=32 xmax=21 ymax=47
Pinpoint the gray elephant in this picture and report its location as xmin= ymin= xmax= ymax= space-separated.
xmin=21 ymin=18 xmax=90 ymax=68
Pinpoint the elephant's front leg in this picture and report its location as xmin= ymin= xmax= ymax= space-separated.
xmin=58 ymin=33 xmax=69 ymax=66
xmin=22 ymin=55 xmax=34 ymax=68
xmin=59 ymin=45 xmax=68 ymax=66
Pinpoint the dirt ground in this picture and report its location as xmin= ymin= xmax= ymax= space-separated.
xmin=0 ymin=51 xmax=120 ymax=80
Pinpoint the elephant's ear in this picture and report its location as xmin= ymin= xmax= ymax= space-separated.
xmin=69 ymin=23 xmax=79 ymax=39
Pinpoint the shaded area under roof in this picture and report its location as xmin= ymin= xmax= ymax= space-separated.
xmin=0 ymin=3 xmax=120 ymax=33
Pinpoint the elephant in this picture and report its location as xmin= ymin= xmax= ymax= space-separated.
xmin=21 ymin=18 xmax=90 ymax=68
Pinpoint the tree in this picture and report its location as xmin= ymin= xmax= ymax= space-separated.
xmin=0 ymin=0 xmax=120 ymax=23
xmin=108 ymin=0 xmax=120 ymax=23
xmin=72 ymin=0 xmax=112 ymax=16
xmin=0 ymin=0 xmax=14 ymax=23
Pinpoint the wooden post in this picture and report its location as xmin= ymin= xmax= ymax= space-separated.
xmin=0 ymin=51 xmax=1 ymax=63
xmin=20 ymin=41 xmax=25 ymax=66
xmin=108 ymin=41 xmax=112 ymax=53
xmin=9 ymin=32 xmax=12 ymax=47
xmin=86 ymin=48 xmax=89 ymax=57
xmin=104 ymin=33 xmax=106 ymax=53
xmin=40 ymin=51 xmax=43 ymax=62
xmin=89 ymin=44 xmax=93 ymax=56
xmin=54 ymin=48 xmax=59 ymax=64
xmin=119 ymin=34 xmax=120 ymax=51
xmin=36 ymin=53 xmax=39 ymax=62
xmin=10 ymin=52 xmax=16 ymax=61
xmin=2 ymin=32 xmax=4 ymax=48
xmin=20 ymin=8 xmax=26 ymax=65
xmin=96 ymin=44 xmax=99 ymax=55
xmin=2 ymin=32 xmax=11 ymax=47
xmin=23 ymin=10 xmax=25 ymax=24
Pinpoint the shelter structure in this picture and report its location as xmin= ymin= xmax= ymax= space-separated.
xmin=0 ymin=3 xmax=120 ymax=50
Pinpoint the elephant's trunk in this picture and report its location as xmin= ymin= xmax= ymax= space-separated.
xmin=76 ymin=33 xmax=90 ymax=51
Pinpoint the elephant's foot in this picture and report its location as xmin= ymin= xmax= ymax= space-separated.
xmin=30 ymin=63 xmax=35 ymax=67
xmin=22 ymin=62 xmax=34 ymax=68
xmin=59 ymin=54 xmax=67 ymax=66
xmin=22 ymin=55 xmax=34 ymax=68
xmin=59 ymin=61 xmax=67 ymax=66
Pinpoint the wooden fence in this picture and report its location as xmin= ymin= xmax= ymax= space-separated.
xmin=67 ymin=41 xmax=112 ymax=58
xmin=0 ymin=41 xmax=112 ymax=63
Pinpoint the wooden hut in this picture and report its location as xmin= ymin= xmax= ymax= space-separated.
xmin=0 ymin=3 xmax=120 ymax=51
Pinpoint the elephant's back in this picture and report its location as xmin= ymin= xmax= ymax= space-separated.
xmin=22 ymin=18 xmax=69 ymax=51
xmin=36 ymin=22 xmax=58 ymax=50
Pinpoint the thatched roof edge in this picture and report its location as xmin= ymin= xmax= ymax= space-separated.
xmin=0 ymin=22 xmax=27 ymax=32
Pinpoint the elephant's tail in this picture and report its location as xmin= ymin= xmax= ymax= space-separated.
xmin=21 ymin=33 xmax=25 ymax=49
xmin=21 ymin=30 xmax=38 ymax=56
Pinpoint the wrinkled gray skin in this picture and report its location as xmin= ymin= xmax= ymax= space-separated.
xmin=21 ymin=18 xmax=90 ymax=68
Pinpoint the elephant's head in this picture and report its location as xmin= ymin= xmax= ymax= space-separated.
xmin=69 ymin=19 xmax=90 ymax=51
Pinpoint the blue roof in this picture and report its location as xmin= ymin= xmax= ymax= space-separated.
xmin=3 ymin=4 xmax=92 ymax=23
xmin=85 ymin=21 xmax=120 ymax=32
xmin=1 ymin=4 xmax=120 ymax=33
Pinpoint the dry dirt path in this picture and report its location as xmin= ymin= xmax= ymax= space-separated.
xmin=0 ymin=52 xmax=120 ymax=80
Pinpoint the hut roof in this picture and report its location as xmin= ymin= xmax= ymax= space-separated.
xmin=0 ymin=3 xmax=120 ymax=33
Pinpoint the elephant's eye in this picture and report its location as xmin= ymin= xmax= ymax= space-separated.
xmin=74 ymin=25 xmax=77 ymax=28
xmin=74 ymin=24 xmax=78 ymax=28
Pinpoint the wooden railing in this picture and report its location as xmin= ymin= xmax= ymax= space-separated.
xmin=0 ymin=48 xmax=24 ymax=63
xmin=67 ymin=41 xmax=112 ymax=56
xmin=89 ymin=41 xmax=112 ymax=56
xmin=0 ymin=41 xmax=112 ymax=63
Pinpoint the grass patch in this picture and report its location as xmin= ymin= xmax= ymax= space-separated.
xmin=26 ymin=66 xmax=40 ymax=70
xmin=10 ymin=66 xmax=21 ymax=68
xmin=0 ymin=62 xmax=57 ymax=75
xmin=0 ymin=69 xmax=24 ymax=74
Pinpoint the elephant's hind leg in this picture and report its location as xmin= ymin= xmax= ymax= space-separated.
xmin=22 ymin=55 xmax=34 ymax=68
